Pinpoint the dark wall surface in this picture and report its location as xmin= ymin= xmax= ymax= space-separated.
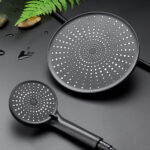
xmin=0 ymin=0 xmax=150 ymax=150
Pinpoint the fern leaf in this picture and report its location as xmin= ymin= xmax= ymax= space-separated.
xmin=26 ymin=1 xmax=42 ymax=5
xmin=44 ymin=3 xmax=53 ymax=14
xmin=15 ymin=0 xmax=53 ymax=26
xmin=68 ymin=0 xmax=74 ymax=8
xmin=52 ymin=0 xmax=62 ymax=12
xmin=46 ymin=0 xmax=57 ymax=13
xmin=59 ymin=0 xmax=67 ymax=11
xmin=75 ymin=0 xmax=80 ymax=5
xmin=15 ymin=0 xmax=82 ymax=26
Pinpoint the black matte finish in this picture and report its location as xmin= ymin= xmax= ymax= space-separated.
xmin=9 ymin=81 xmax=116 ymax=150
xmin=9 ymin=81 xmax=57 ymax=125
xmin=0 ymin=0 xmax=150 ymax=150
xmin=48 ymin=12 xmax=139 ymax=93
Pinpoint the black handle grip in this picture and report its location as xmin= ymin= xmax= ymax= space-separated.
xmin=50 ymin=113 xmax=117 ymax=150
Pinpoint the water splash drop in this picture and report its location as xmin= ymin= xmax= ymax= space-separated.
xmin=0 ymin=50 xmax=5 ymax=56
xmin=5 ymin=33 xmax=15 ymax=38
xmin=44 ymin=30 xmax=49 ymax=35
xmin=27 ymin=46 xmax=30 ymax=50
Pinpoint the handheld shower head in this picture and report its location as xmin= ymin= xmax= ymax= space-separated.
xmin=9 ymin=81 xmax=57 ymax=125
xmin=9 ymin=80 xmax=117 ymax=150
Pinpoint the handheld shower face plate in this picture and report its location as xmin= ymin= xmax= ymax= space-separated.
xmin=48 ymin=12 xmax=139 ymax=93
xmin=9 ymin=81 xmax=57 ymax=125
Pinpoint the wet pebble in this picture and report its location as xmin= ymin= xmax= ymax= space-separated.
xmin=18 ymin=16 xmax=41 ymax=28
xmin=0 ymin=14 xmax=8 ymax=28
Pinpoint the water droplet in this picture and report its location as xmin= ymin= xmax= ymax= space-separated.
xmin=5 ymin=33 xmax=15 ymax=38
xmin=27 ymin=46 xmax=30 ymax=50
xmin=44 ymin=31 xmax=48 ymax=35
xmin=18 ymin=50 xmax=34 ymax=60
xmin=0 ymin=50 xmax=5 ymax=56
xmin=14 ymin=8 xmax=20 ymax=13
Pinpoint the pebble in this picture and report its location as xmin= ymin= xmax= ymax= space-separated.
xmin=18 ymin=16 xmax=41 ymax=28
xmin=0 ymin=14 xmax=8 ymax=28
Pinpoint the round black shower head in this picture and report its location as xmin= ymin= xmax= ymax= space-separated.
xmin=9 ymin=81 xmax=57 ymax=125
xmin=48 ymin=12 xmax=139 ymax=93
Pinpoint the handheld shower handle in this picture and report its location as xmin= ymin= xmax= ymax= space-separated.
xmin=50 ymin=114 xmax=116 ymax=150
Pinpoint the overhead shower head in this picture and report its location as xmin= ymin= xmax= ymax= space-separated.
xmin=48 ymin=12 xmax=139 ymax=93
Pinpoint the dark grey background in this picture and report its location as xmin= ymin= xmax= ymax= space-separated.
xmin=0 ymin=0 xmax=150 ymax=150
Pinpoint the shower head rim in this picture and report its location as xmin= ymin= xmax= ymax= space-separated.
xmin=48 ymin=11 xmax=140 ymax=93
xmin=9 ymin=80 xmax=58 ymax=125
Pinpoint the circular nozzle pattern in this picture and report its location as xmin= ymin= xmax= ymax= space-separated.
xmin=48 ymin=12 xmax=139 ymax=93
xmin=9 ymin=81 xmax=57 ymax=125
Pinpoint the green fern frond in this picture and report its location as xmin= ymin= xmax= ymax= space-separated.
xmin=68 ymin=0 xmax=74 ymax=8
xmin=15 ymin=0 xmax=81 ymax=26
xmin=75 ymin=0 xmax=80 ymax=5
xmin=59 ymin=0 xmax=67 ymax=11
xmin=52 ymin=0 xmax=62 ymax=11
